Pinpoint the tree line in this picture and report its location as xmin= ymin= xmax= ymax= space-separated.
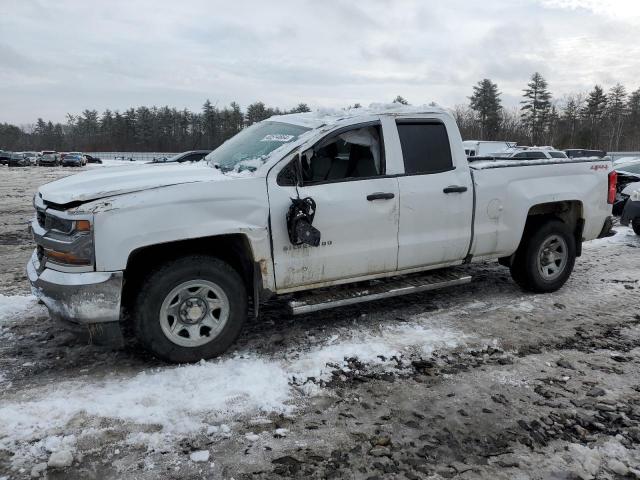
xmin=0 ymin=101 xmax=311 ymax=153
xmin=457 ymin=73 xmax=640 ymax=151
xmin=1 ymin=74 xmax=639 ymax=152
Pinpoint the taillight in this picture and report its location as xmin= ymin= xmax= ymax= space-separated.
xmin=608 ymin=170 xmax=617 ymax=205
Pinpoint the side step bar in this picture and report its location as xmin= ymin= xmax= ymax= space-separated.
xmin=288 ymin=270 xmax=472 ymax=315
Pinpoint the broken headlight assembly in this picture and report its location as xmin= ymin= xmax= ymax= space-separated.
xmin=37 ymin=213 xmax=94 ymax=267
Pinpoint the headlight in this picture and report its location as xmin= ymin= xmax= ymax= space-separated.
xmin=35 ymin=213 xmax=94 ymax=267
xmin=632 ymin=190 xmax=640 ymax=202
xmin=45 ymin=216 xmax=91 ymax=234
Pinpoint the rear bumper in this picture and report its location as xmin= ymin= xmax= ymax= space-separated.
xmin=27 ymin=250 xmax=123 ymax=324
xmin=621 ymin=201 xmax=640 ymax=226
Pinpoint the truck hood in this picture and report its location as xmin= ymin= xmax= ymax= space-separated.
xmin=39 ymin=163 xmax=227 ymax=205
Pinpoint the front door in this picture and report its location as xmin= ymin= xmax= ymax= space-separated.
xmin=267 ymin=123 xmax=400 ymax=291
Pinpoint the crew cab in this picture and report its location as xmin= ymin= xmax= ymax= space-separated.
xmin=28 ymin=106 xmax=615 ymax=362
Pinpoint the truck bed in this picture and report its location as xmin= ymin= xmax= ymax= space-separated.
xmin=468 ymin=156 xmax=613 ymax=260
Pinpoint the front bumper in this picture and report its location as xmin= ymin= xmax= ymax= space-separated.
xmin=27 ymin=250 xmax=123 ymax=324
xmin=621 ymin=200 xmax=640 ymax=226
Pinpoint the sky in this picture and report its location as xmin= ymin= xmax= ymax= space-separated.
xmin=1 ymin=0 xmax=639 ymax=124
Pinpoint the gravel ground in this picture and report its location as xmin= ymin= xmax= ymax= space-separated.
xmin=1 ymin=164 xmax=639 ymax=480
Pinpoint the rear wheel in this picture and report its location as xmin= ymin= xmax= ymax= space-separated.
xmin=510 ymin=219 xmax=576 ymax=293
xmin=633 ymin=218 xmax=640 ymax=235
xmin=131 ymin=256 xmax=247 ymax=363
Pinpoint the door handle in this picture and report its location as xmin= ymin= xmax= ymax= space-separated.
xmin=443 ymin=185 xmax=468 ymax=194
xmin=367 ymin=192 xmax=395 ymax=201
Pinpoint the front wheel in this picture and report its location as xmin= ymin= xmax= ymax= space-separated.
xmin=633 ymin=218 xmax=640 ymax=235
xmin=132 ymin=256 xmax=247 ymax=363
xmin=510 ymin=219 xmax=576 ymax=293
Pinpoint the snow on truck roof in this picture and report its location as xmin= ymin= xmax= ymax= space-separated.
xmin=269 ymin=103 xmax=449 ymax=129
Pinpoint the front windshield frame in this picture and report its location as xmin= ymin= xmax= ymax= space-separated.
xmin=205 ymin=121 xmax=311 ymax=173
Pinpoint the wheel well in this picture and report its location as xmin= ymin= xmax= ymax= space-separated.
xmin=122 ymin=234 xmax=256 ymax=309
xmin=524 ymin=200 xmax=584 ymax=256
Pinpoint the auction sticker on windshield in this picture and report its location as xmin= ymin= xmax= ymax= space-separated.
xmin=261 ymin=134 xmax=295 ymax=142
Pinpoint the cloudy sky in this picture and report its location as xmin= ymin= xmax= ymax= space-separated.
xmin=1 ymin=0 xmax=639 ymax=124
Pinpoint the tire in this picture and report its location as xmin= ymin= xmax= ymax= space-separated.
xmin=633 ymin=218 xmax=640 ymax=236
xmin=510 ymin=219 xmax=576 ymax=293
xmin=131 ymin=255 xmax=247 ymax=363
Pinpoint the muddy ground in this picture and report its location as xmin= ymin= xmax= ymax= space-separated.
xmin=1 ymin=164 xmax=639 ymax=480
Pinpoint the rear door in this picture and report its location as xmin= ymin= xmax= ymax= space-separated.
xmin=394 ymin=120 xmax=473 ymax=269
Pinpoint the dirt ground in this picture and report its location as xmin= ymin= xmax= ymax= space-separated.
xmin=1 ymin=164 xmax=640 ymax=480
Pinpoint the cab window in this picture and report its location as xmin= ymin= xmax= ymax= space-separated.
xmin=302 ymin=125 xmax=384 ymax=184
xmin=396 ymin=122 xmax=453 ymax=174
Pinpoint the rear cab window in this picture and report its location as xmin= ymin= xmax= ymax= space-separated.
xmin=396 ymin=122 xmax=453 ymax=174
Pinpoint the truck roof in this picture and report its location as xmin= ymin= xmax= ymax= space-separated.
xmin=269 ymin=103 xmax=449 ymax=129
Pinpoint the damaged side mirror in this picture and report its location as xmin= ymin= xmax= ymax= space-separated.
xmin=286 ymin=196 xmax=321 ymax=247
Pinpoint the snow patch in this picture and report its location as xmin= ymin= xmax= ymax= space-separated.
xmin=189 ymin=450 xmax=210 ymax=462
xmin=584 ymin=225 xmax=637 ymax=248
xmin=290 ymin=324 xmax=465 ymax=382
xmin=0 ymin=294 xmax=44 ymax=325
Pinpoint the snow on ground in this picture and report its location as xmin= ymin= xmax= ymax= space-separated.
xmin=0 ymin=294 xmax=44 ymax=325
xmin=0 ymin=296 xmax=469 ymax=467
xmin=584 ymin=225 xmax=636 ymax=248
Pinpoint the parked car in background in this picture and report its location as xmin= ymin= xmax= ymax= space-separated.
xmin=62 ymin=153 xmax=85 ymax=167
xmin=621 ymin=188 xmax=640 ymax=235
xmin=564 ymin=149 xmax=607 ymax=159
xmin=463 ymin=140 xmax=517 ymax=157
xmin=38 ymin=151 xmax=60 ymax=166
xmin=23 ymin=152 xmax=38 ymax=165
xmin=484 ymin=147 xmax=568 ymax=160
xmin=0 ymin=150 xmax=11 ymax=165
xmin=83 ymin=154 xmax=102 ymax=164
xmin=149 ymin=150 xmax=212 ymax=164
xmin=613 ymin=159 xmax=640 ymax=215
xmin=7 ymin=152 xmax=31 ymax=167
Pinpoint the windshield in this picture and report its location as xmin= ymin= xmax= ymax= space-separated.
xmin=206 ymin=121 xmax=310 ymax=173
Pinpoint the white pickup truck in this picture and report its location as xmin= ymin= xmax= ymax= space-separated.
xmin=28 ymin=106 xmax=616 ymax=362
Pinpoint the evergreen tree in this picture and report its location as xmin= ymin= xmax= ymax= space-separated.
xmin=561 ymin=96 xmax=582 ymax=146
xmin=392 ymin=95 xmax=408 ymax=105
xmin=627 ymin=87 xmax=640 ymax=150
xmin=581 ymin=85 xmax=607 ymax=148
xmin=606 ymin=83 xmax=627 ymax=150
xmin=469 ymin=79 xmax=502 ymax=140
xmin=245 ymin=102 xmax=270 ymax=126
xmin=290 ymin=103 xmax=311 ymax=113
xmin=520 ymin=72 xmax=552 ymax=145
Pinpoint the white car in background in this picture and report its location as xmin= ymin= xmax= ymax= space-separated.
xmin=463 ymin=140 xmax=517 ymax=157
xmin=493 ymin=147 xmax=568 ymax=160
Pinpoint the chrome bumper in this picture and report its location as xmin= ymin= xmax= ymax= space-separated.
xmin=27 ymin=250 xmax=123 ymax=324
